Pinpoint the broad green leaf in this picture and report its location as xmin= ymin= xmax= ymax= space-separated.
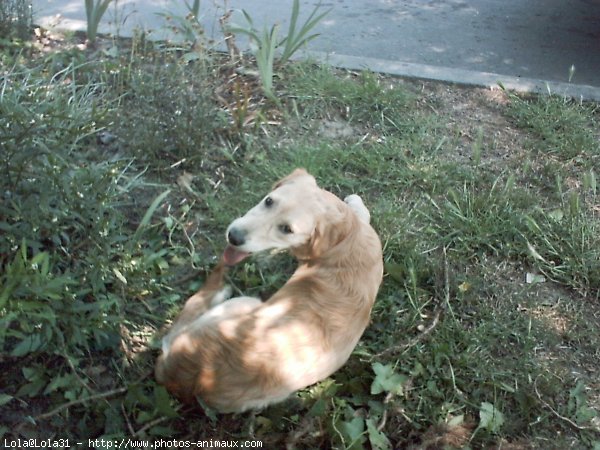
xmin=0 ymin=394 xmax=13 ymax=406
xmin=11 ymin=334 xmax=44 ymax=357
xmin=308 ymin=398 xmax=327 ymax=417
xmin=569 ymin=381 xmax=597 ymax=423
xmin=384 ymin=262 xmax=404 ymax=283
xmin=371 ymin=362 xmax=407 ymax=396
xmin=340 ymin=416 xmax=366 ymax=448
xmin=448 ymin=414 xmax=465 ymax=427
xmin=478 ymin=402 xmax=504 ymax=433
xmin=44 ymin=374 xmax=76 ymax=394
xmin=547 ymin=208 xmax=564 ymax=222
xmin=154 ymin=385 xmax=178 ymax=418
xmin=16 ymin=378 xmax=46 ymax=398
xmin=366 ymin=417 xmax=392 ymax=450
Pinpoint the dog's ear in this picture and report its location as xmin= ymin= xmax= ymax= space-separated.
xmin=273 ymin=168 xmax=316 ymax=190
xmin=301 ymin=199 xmax=353 ymax=259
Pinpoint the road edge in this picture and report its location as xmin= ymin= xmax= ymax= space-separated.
xmin=299 ymin=51 xmax=600 ymax=102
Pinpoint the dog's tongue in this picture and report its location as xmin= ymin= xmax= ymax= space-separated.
xmin=223 ymin=245 xmax=250 ymax=266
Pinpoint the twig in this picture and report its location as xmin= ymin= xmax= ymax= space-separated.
xmin=441 ymin=246 xmax=455 ymax=320
xmin=31 ymin=386 xmax=128 ymax=422
xmin=443 ymin=246 xmax=450 ymax=305
xmin=63 ymin=353 xmax=94 ymax=393
xmin=219 ymin=1 xmax=240 ymax=61
xmin=533 ymin=376 xmax=594 ymax=431
xmin=122 ymin=402 xmax=136 ymax=436
xmin=134 ymin=415 xmax=174 ymax=437
xmin=371 ymin=304 xmax=442 ymax=361
xmin=372 ymin=246 xmax=450 ymax=360
xmin=377 ymin=408 xmax=388 ymax=432
xmin=26 ymin=371 xmax=152 ymax=424
xmin=377 ymin=392 xmax=393 ymax=432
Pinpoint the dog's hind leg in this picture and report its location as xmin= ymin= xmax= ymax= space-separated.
xmin=344 ymin=194 xmax=371 ymax=224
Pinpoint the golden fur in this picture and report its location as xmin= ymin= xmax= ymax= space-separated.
xmin=155 ymin=169 xmax=383 ymax=412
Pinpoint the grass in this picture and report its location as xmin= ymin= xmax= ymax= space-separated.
xmin=505 ymin=92 xmax=599 ymax=162
xmin=1 ymin=27 xmax=599 ymax=449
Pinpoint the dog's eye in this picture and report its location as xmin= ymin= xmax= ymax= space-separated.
xmin=264 ymin=196 xmax=274 ymax=207
xmin=279 ymin=224 xmax=293 ymax=234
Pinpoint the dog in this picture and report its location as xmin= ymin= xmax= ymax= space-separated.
xmin=155 ymin=169 xmax=383 ymax=412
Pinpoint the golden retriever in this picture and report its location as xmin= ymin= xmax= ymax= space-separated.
xmin=155 ymin=169 xmax=383 ymax=412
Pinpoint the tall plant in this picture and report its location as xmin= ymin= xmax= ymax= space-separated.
xmin=228 ymin=0 xmax=329 ymax=100
xmin=85 ymin=0 xmax=113 ymax=45
xmin=279 ymin=0 xmax=329 ymax=64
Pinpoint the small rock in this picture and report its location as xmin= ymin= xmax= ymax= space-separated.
xmin=98 ymin=130 xmax=117 ymax=145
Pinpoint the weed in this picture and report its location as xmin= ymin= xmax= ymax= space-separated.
xmin=111 ymin=56 xmax=226 ymax=165
xmin=156 ymin=0 xmax=210 ymax=63
xmin=0 ymin=0 xmax=31 ymax=41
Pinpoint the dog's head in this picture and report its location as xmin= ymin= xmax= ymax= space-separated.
xmin=223 ymin=169 xmax=349 ymax=265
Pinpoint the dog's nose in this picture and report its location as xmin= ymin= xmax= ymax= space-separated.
xmin=227 ymin=227 xmax=246 ymax=247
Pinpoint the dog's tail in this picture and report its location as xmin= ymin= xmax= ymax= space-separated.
xmin=155 ymin=343 xmax=203 ymax=403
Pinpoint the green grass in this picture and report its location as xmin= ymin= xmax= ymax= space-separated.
xmin=506 ymin=93 xmax=599 ymax=162
xmin=1 ymin=33 xmax=599 ymax=449
xmin=285 ymin=63 xmax=417 ymax=131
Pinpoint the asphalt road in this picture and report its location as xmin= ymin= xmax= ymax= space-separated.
xmin=32 ymin=0 xmax=600 ymax=94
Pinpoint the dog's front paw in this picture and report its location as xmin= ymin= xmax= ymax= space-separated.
xmin=344 ymin=194 xmax=371 ymax=224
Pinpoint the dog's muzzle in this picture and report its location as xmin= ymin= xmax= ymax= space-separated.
xmin=227 ymin=227 xmax=246 ymax=247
